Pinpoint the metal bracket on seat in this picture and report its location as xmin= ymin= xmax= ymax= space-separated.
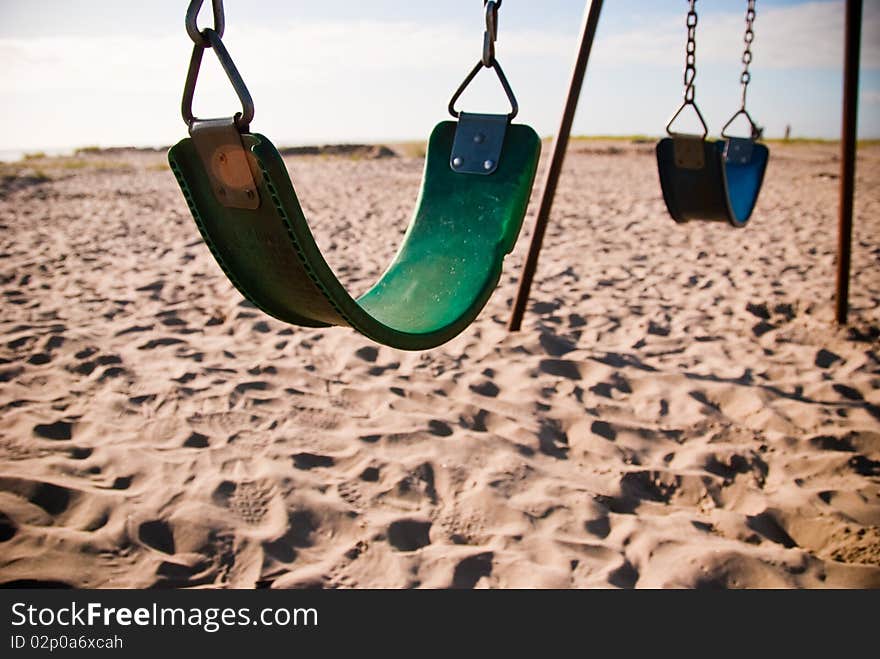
xmin=189 ymin=118 xmax=261 ymax=210
xmin=724 ymin=137 xmax=755 ymax=165
xmin=450 ymin=112 xmax=508 ymax=176
xmin=672 ymin=134 xmax=705 ymax=170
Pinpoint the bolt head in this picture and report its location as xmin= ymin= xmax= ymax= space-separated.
xmin=483 ymin=159 xmax=495 ymax=171
xmin=452 ymin=157 xmax=463 ymax=168
xmin=473 ymin=133 xmax=485 ymax=144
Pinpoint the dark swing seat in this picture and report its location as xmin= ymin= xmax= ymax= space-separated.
xmin=656 ymin=136 xmax=769 ymax=227
xmin=657 ymin=0 xmax=769 ymax=228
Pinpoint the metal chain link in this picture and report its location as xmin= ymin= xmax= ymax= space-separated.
xmin=666 ymin=0 xmax=707 ymax=136
xmin=683 ymin=0 xmax=698 ymax=103
xmin=721 ymin=0 xmax=760 ymax=139
xmin=448 ymin=0 xmax=518 ymax=119
xmin=181 ymin=0 xmax=254 ymax=130
xmin=738 ymin=0 xmax=757 ymax=109
xmin=482 ymin=1 xmax=501 ymax=67
xmin=186 ymin=0 xmax=225 ymax=48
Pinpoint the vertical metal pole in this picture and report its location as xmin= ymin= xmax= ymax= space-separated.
xmin=508 ymin=0 xmax=604 ymax=331
xmin=836 ymin=0 xmax=862 ymax=325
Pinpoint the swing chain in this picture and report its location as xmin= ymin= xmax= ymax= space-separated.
xmin=666 ymin=0 xmax=708 ymax=138
xmin=739 ymin=0 xmax=757 ymax=110
xmin=448 ymin=0 xmax=518 ymax=120
xmin=683 ymin=0 xmax=698 ymax=104
xmin=186 ymin=0 xmax=225 ymax=48
xmin=721 ymin=0 xmax=760 ymax=140
xmin=181 ymin=0 xmax=255 ymax=131
xmin=482 ymin=0 xmax=501 ymax=67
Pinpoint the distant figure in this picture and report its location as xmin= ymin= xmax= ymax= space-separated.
xmin=784 ymin=124 xmax=791 ymax=141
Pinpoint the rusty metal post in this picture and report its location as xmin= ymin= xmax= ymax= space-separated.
xmin=836 ymin=0 xmax=863 ymax=324
xmin=508 ymin=0 xmax=604 ymax=331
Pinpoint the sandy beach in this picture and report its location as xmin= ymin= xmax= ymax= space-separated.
xmin=0 ymin=139 xmax=878 ymax=588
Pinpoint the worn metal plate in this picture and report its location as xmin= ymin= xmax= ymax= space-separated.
xmin=673 ymin=135 xmax=706 ymax=170
xmin=189 ymin=118 xmax=261 ymax=209
xmin=724 ymin=137 xmax=755 ymax=165
xmin=450 ymin=112 xmax=508 ymax=175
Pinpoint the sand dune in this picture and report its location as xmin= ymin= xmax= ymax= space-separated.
xmin=0 ymin=140 xmax=878 ymax=588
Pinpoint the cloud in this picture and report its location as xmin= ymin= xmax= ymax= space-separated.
xmin=592 ymin=1 xmax=880 ymax=71
xmin=2 ymin=1 xmax=875 ymax=96
xmin=0 ymin=1 xmax=877 ymax=148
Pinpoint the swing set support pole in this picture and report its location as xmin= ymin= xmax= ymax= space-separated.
xmin=508 ymin=0 xmax=604 ymax=332
xmin=835 ymin=0 xmax=862 ymax=325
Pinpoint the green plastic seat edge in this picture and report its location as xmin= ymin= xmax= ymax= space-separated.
xmin=168 ymin=121 xmax=540 ymax=351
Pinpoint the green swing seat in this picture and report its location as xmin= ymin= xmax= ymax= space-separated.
xmin=169 ymin=122 xmax=540 ymax=351
xmin=170 ymin=2 xmax=538 ymax=350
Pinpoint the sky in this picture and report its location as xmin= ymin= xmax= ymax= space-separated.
xmin=0 ymin=0 xmax=878 ymax=153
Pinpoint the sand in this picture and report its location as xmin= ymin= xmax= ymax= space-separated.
xmin=0 ymin=139 xmax=878 ymax=589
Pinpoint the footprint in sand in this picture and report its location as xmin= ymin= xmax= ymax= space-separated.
xmin=138 ymin=337 xmax=185 ymax=351
xmin=538 ymin=418 xmax=569 ymax=459
xmin=114 ymin=324 xmax=154 ymax=337
xmin=7 ymin=335 xmax=35 ymax=351
xmin=469 ymin=380 xmax=500 ymax=398
xmin=539 ymin=359 xmax=582 ymax=380
xmin=292 ymin=452 xmax=335 ymax=470
xmin=33 ymin=419 xmax=73 ymax=441
xmin=337 ymin=481 xmax=367 ymax=510
xmin=452 ymin=551 xmax=493 ymax=589
xmin=135 ymin=280 xmax=164 ymax=300
xmin=289 ymin=407 xmax=344 ymax=431
xmin=183 ymin=432 xmax=210 ymax=448
xmin=607 ymin=559 xmax=639 ymax=589
xmin=387 ymin=518 xmax=432 ymax=552
xmin=849 ymin=455 xmax=880 ymax=477
xmin=188 ymin=411 xmax=262 ymax=439
xmin=138 ymin=519 xmax=176 ymax=554
xmin=584 ymin=516 xmax=611 ymax=539
xmin=428 ymin=420 xmax=454 ymax=437
xmin=0 ymin=366 xmax=23 ymax=383
xmin=213 ymin=479 xmax=283 ymax=529
xmin=390 ymin=462 xmax=438 ymax=505
xmin=619 ymin=470 xmax=679 ymax=505
xmin=275 ymin=510 xmax=318 ymax=549
xmin=27 ymin=352 xmax=52 ymax=365
xmin=228 ymin=430 xmax=274 ymax=454
xmin=833 ymin=384 xmax=863 ymax=401
xmin=359 ymin=466 xmax=380 ymax=482
xmin=596 ymin=471 xmax=679 ymax=514
xmin=591 ymin=420 xmax=616 ymax=441
xmin=539 ymin=332 xmax=577 ymax=357
xmin=354 ymin=346 xmax=379 ymax=363
xmin=808 ymin=434 xmax=855 ymax=452
xmin=1 ymin=478 xmax=73 ymax=517
xmin=69 ymin=351 xmax=123 ymax=377
xmin=0 ymin=512 xmax=17 ymax=542
xmin=815 ymin=349 xmax=842 ymax=369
